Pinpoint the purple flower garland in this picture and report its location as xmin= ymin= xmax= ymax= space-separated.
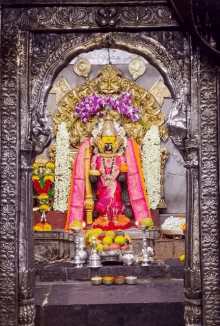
xmin=74 ymin=91 xmax=141 ymax=123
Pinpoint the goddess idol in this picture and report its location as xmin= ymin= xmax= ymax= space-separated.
xmin=66 ymin=110 xmax=151 ymax=230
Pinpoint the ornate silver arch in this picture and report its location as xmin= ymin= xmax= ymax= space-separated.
xmin=0 ymin=3 xmax=219 ymax=326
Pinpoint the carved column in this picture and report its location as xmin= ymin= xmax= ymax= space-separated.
xmin=18 ymin=31 xmax=36 ymax=326
xmin=184 ymin=41 xmax=202 ymax=326
xmin=184 ymin=158 xmax=202 ymax=326
xmin=199 ymin=55 xmax=220 ymax=325
xmin=0 ymin=24 xmax=19 ymax=326
xmin=18 ymin=151 xmax=36 ymax=326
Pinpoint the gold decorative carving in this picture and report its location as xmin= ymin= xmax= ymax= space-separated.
xmin=149 ymin=80 xmax=171 ymax=107
xmin=128 ymin=57 xmax=147 ymax=80
xmin=84 ymin=146 xmax=94 ymax=224
xmin=52 ymin=65 xmax=168 ymax=150
xmin=50 ymin=77 xmax=71 ymax=104
xmin=74 ymin=58 xmax=91 ymax=78
xmin=157 ymin=147 xmax=169 ymax=209
xmin=47 ymin=144 xmax=56 ymax=164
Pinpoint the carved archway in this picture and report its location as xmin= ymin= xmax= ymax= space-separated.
xmin=30 ymin=32 xmax=188 ymax=158
xmin=0 ymin=3 xmax=219 ymax=326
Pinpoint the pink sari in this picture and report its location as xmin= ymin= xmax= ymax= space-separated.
xmin=66 ymin=138 xmax=151 ymax=229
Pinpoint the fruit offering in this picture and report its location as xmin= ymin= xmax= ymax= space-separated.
xmin=85 ymin=228 xmax=132 ymax=251
xmin=103 ymin=236 xmax=113 ymax=245
xmin=141 ymin=218 xmax=154 ymax=229
xmin=114 ymin=235 xmax=126 ymax=246
xmin=96 ymin=244 xmax=104 ymax=251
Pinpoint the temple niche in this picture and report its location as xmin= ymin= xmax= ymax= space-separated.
xmin=33 ymin=48 xmax=186 ymax=263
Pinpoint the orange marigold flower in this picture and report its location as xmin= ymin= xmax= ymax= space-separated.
xmin=120 ymin=165 xmax=128 ymax=173
xmin=43 ymin=223 xmax=52 ymax=231
xmin=38 ymin=193 xmax=48 ymax=200
xmin=180 ymin=223 xmax=186 ymax=230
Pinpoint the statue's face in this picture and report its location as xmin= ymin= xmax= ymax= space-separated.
xmin=104 ymin=143 xmax=113 ymax=153
xmin=102 ymin=136 xmax=115 ymax=153
xmin=98 ymin=76 xmax=121 ymax=94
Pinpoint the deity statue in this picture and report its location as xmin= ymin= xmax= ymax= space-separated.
xmin=66 ymin=110 xmax=151 ymax=230
xmin=48 ymin=64 xmax=169 ymax=231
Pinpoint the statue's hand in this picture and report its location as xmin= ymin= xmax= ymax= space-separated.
xmin=118 ymin=172 xmax=126 ymax=182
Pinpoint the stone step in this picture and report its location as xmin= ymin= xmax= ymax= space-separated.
xmin=35 ymin=279 xmax=185 ymax=326
xmin=36 ymin=260 xmax=184 ymax=282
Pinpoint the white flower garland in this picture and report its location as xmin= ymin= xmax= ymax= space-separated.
xmin=142 ymin=125 xmax=161 ymax=209
xmin=53 ymin=122 xmax=71 ymax=212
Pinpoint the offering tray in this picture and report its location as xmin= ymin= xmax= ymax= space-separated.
xmin=161 ymin=229 xmax=184 ymax=238
xmin=99 ymin=249 xmax=133 ymax=263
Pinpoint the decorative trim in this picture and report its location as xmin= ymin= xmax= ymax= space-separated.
xmin=199 ymin=56 xmax=220 ymax=325
xmin=3 ymin=5 xmax=180 ymax=32
xmin=0 ymin=28 xmax=19 ymax=326
xmin=0 ymin=3 xmax=220 ymax=325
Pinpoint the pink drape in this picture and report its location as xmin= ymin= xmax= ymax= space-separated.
xmin=67 ymin=139 xmax=90 ymax=227
xmin=125 ymin=139 xmax=151 ymax=223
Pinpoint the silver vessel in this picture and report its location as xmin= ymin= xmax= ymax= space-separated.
xmin=88 ymin=236 xmax=102 ymax=268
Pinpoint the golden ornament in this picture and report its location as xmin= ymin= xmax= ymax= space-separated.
xmin=74 ymin=58 xmax=91 ymax=78
xmin=52 ymin=65 xmax=167 ymax=150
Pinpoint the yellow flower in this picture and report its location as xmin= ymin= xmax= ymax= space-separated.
xmin=179 ymin=216 xmax=184 ymax=220
xmin=44 ymin=176 xmax=54 ymax=183
xmin=33 ymin=163 xmax=39 ymax=169
xmin=179 ymin=254 xmax=185 ymax=261
xmin=38 ymin=194 xmax=49 ymax=200
xmin=180 ymin=223 xmax=186 ymax=230
xmin=43 ymin=223 xmax=52 ymax=231
xmin=46 ymin=162 xmax=55 ymax=169
xmin=32 ymin=176 xmax=39 ymax=180
xmin=33 ymin=225 xmax=44 ymax=231
xmin=39 ymin=204 xmax=50 ymax=212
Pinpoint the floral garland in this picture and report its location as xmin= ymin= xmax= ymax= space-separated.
xmin=32 ymin=162 xmax=55 ymax=212
xmin=74 ymin=91 xmax=141 ymax=123
xmin=33 ymin=221 xmax=52 ymax=232
xmin=142 ymin=125 xmax=161 ymax=210
xmin=53 ymin=122 xmax=71 ymax=212
xmin=92 ymin=215 xmax=131 ymax=231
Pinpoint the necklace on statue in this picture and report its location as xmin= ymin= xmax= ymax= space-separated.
xmin=100 ymin=156 xmax=116 ymax=186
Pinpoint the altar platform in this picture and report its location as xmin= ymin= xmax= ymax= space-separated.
xmin=34 ymin=278 xmax=184 ymax=326
xmin=35 ymin=259 xmax=184 ymax=282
